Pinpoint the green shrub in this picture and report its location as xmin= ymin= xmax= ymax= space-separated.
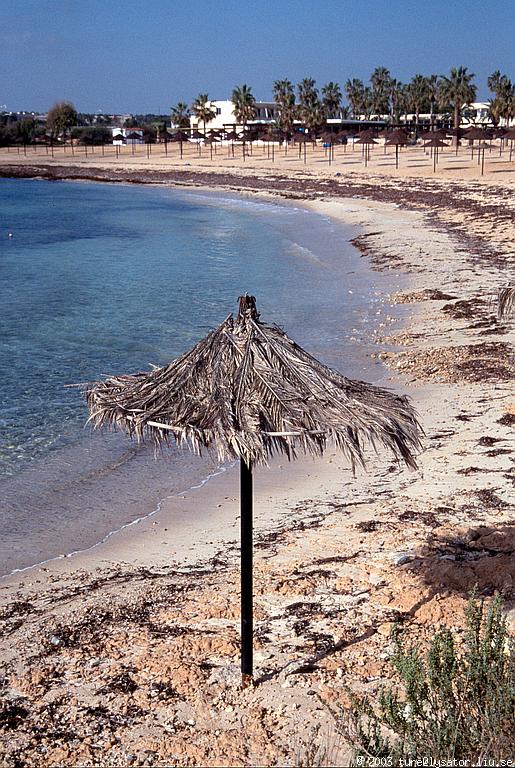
xmin=346 ymin=593 xmax=515 ymax=765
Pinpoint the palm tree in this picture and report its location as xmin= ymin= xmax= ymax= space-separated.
xmin=438 ymin=67 xmax=477 ymax=144
xmin=362 ymin=87 xmax=373 ymax=120
xmin=231 ymin=84 xmax=256 ymax=133
xmin=231 ymin=84 xmax=256 ymax=158
xmin=487 ymin=71 xmax=515 ymax=127
xmin=321 ymin=82 xmax=342 ymax=119
xmin=408 ymin=74 xmax=429 ymax=132
xmin=272 ymin=79 xmax=296 ymax=137
xmin=191 ymin=94 xmax=216 ymax=138
xmin=426 ymin=75 xmax=440 ymax=131
xmin=370 ymin=66 xmax=391 ymax=118
xmin=297 ymin=78 xmax=323 ymax=133
xmin=170 ymin=102 xmax=191 ymax=130
xmin=389 ymin=79 xmax=405 ymax=124
xmin=488 ymin=70 xmax=509 ymax=97
xmin=345 ymin=79 xmax=365 ymax=119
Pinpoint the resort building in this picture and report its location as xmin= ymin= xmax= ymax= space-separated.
xmin=461 ymin=102 xmax=495 ymax=126
xmin=189 ymin=100 xmax=279 ymax=132
xmin=111 ymin=127 xmax=144 ymax=145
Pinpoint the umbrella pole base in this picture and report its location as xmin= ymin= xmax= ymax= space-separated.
xmin=241 ymin=673 xmax=254 ymax=689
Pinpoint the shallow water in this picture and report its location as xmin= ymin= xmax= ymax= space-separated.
xmin=0 ymin=179 xmax=405 ymax=575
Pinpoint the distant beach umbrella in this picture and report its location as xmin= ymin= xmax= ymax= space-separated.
xmin=204 ymin=135 xmax=218 ymax=160
xmin=320 ymin=131 xmax=336 ymax=164
xmin=464 ymin=127 xmax=486 ymax=162
xmin=385 ymin=131 xmax=408 ymax=168
xmin=158 ymin=129 xmax=171 ymax=156
xmin=170 ymin=130 xmax=189 ymax=158
xmin=189 ymin=129 xmax=204 ymax=156
xmin=354 ymin=134 xmax=378 ymax=166
xmin=335 ymin=130 xmax=349 ymax=153
xmin=423 ymin=137 xmax=449 ymax=172
xmin=501 ymin=127 xmax=515 ymax=161
xmin=477 ymin=141 xmax=494 ymax=175
xmin=446 ymin=127 xmax=467 ymax=155
xmin=422 ymin=129 xmax=447 ymax=139
xmin=83 ymin=295 xmax=422 ymax=686
xmin=224 ymin=130 xmax=242 ymax=157
xmin=293 ymin=131 xmax=311 ymax=163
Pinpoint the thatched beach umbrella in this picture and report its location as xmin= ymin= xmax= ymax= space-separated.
xmin=423 ymin=137 xmax=449 ymax=172
xmin=502 ymin=127 xmax=515 ymax=161
xmin=354 ymin=134 xmax=378 ymax=167
xmin=84 ymin=295 xmax=422 ymax=685
xmin=446 ymin=127 xmax=467 ymax=155
xmin=225 ymin=129 xmax=241 ymax=157
xmin=476 ymin=140 xmax=494 ymax=175
xmin=385 ymin=131 xmax=408 ymax=168
xmin=464 ymin=127 xmax=486 ymax=162
xmin=293 ymin=131 xmax=311 ymax=163
xmin=170 ymin=130 xmax=189 ymax=159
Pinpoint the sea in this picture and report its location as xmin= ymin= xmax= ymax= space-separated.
xmin=0 ymin=178 xmax=405 ymax=576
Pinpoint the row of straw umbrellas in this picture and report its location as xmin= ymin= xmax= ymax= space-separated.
xmin=119 ymin=124 xmax=515 ymax=173
xmin=8 ymin=124 xmax=515 ymax=175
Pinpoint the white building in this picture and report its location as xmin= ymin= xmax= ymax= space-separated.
xmin=189 ymin=100 xmax=278 ymax=132
xmin=112 ymin=127 xmax=144 ymax=145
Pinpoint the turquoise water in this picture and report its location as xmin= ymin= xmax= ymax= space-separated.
xmin=0 ymin=179 xmax=403 ymax=574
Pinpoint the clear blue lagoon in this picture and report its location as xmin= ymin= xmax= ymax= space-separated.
xmin=0 ymin=178 xmax=403 ymax=574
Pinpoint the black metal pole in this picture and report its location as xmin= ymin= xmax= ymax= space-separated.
xmin=240 ymin=457 xmax=253 ymax=686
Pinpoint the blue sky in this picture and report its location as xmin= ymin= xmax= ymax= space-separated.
xmin=1 ymin=0 xmax=513 ymax=113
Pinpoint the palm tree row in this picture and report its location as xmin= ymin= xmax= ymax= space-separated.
xmin=169 ymin=68 xmax=514 ymax=138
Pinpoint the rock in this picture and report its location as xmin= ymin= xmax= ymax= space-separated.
xmin=377 ymin=622 xmax=395 ymax=637
xmin=505 ymin=608 xmax=515 ymax=634
xmin=393 ymin=553 xmax=412 ymax=566
xmin=368 ymin=572 xmax=387 ymax=586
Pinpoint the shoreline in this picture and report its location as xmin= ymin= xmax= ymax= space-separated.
xmin=0 ymin=160 xmax=513 ymax=767
xmin=1 ymin=156 xmax=513 ymax=265
xmin=0 ymin=182 xmax=399 ymax=578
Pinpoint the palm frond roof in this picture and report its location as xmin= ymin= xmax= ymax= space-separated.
xmin=85 ymin=296 xmax=422 ymax=469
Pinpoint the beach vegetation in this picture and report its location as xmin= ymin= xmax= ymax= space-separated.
xmin=370 ymin=66 xmax=392 ymax=118
xmin=191 ymin=93 xmax=216 ymax=136
xmin=46 ymin=101 xmax=78 ymax=141
xmin=407 ymin=74 xmax=430 ymax=131
xmin=438 ymin=67 xmax=477 ymax=142
xmin=231 ymin=84 xmax=257 ymax=132
xmin=70 ymin=125 xmax=113 ymax=145
xmin=487 ymin=71 xmax=515 ymax=126
xmin=345 ymin=79 xmax=366 ymax=119
xmin=344 ymin=593 xmax=515 ymax=765
xmin=389 ymin=78 xmax=408 ymax=124
xmin=170 ymin=102 xmax=191 ymax=130
xmin=46 ymin=101 xmax=77 ymax=139
xmin=321 ymin=82 xmax=342 ymax=119
xmin=273 ymin=79 xmax=296 ymax=137
xmin=426 ymin=74 xmax=441 ymax=130
xmin=297 ymin=78 xmax=324 ymax=134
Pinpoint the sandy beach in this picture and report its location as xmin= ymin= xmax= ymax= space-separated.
xmin=0 ymin=150 xmax=514 ymax=766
